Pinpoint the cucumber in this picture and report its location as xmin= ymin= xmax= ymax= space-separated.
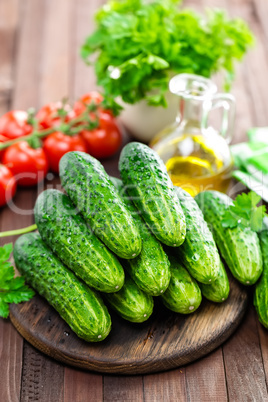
xmin=195 ymin=190 xmax=263 ymax=285
xmin=104 ymin=274 xmax=154 ymax=323
xmin=13 ymin=233 xmax=111 ymax=342
xmin=199 ymin=260 xmax=230 ymax=303
xmin=119 ymin=142 xmax=186 ymax=247
xmin=59 ymin=151 xmax=141 ymax=259
xmin=174 ymin=187 xmax=221 ymax=284
xmin=160 ymin=253 xmax=202 ymax=314
xmin=110 ymin=177 xmax=171 ymax=296
xmin=254 ymin=227 xmax=268 ymax=328
xmin=34 ymin=189 xmax=125 ymax=293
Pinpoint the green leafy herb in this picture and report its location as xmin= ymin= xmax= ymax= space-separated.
xmin=81 ymin=0 xmax=254 ymax=107
xmin=0 ymin=244 xmax=34 ymax=318
xmin=221 ymin=192 xmax=268 ymax=232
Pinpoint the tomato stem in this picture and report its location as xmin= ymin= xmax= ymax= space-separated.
xmin=0 ymin=224 xmax=37 ymax=238
xmin=0 ymin=104 xmax=100 ymax=150
xmin=0 ymin=128 xmax=54 ymax=150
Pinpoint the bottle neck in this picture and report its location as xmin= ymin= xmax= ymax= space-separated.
xmin=177 ymin=97 xmax=207 ymax=130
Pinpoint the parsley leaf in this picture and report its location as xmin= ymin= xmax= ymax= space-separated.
xmin=221 ymin=192 xmax=268 ymax=232
xmin=81 ymin=0 xmax=254 ymax=107
xmin=0 ymin=243 xmax=34 ymax=318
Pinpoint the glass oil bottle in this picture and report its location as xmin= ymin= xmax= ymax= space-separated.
xmin=150 ymin=74 xmax=235 ymax=196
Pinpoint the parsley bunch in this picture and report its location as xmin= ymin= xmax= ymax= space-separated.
xmin=81 ymin=0 xmax=254 ymax=107
xmin=0 ymin=244 xmax=34 ymax=318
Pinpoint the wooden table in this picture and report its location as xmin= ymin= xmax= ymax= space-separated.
xmin=0 ymin=0 xmax=267 ymax=401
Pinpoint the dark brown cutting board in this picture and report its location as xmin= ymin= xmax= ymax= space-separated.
xmin=10 ymin=274 xmax=248 ymax=375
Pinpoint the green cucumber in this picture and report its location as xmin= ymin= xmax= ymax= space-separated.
xmin=13 ymin=233 xmax=111 ymax=342
xmin=34 ymin=189 xmax=125 ymax=293
xmin=111 ymin=176 xmax=171 ymax=296
xmin=59 ymin=151 xmax=141 ymax=259
xmin=174 ymin=187 xmax=221 ymax=284
xmin=195 ymin=190 xmax=263 ymax=285
xmin=199 ymin=260 xmax=230 ymax=303
xmin=104 ymin=275 xmax=154 ymax=323
xmin=119 ymin=142 xmax=186 ymax=247
xmin=160 ymin=253 xmax=202 ymax=314
xmin=254 ymin=227 xmax=268 ymax=328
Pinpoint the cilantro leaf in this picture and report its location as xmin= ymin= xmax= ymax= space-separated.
xmin=221 ymin=191 xmax=268 ymax=232
xmin=0 ymin=243 xmax=35 ymax=319
xmin=0 ymin=243 xmax=13 ymax=264
xmin=0 ymin=299 xmax=9 ymax=319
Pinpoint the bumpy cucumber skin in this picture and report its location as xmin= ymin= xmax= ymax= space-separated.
xmin=195 ymin=191 xmax=263 ymax=286
xmin=14 ymin=233 xmax=111 ymax=342
xmin=199 ymin=260 xmax=230 ymax=303
xmin=254 ymin=230 xmax=268 ymax=329
xmin=104 ymin=275 xmax=154 ymax=323
xmin=174 ymin=187 xmax=221 ymax=284
xmin=111 ymin=177 xmax=171 ymax=296
xmin=161 ymin=253 xmax=202 ymax=314
xmin=119 ymin=142 xmax=186 ymax=247
xmin=34 ymin=189 xmax=125 ymax=293
xmin=59 ymin=151 xmax=141 ymax=259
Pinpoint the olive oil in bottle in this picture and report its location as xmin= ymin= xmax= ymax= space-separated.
xmin=150 ymin=74 xmax=235 ymax=196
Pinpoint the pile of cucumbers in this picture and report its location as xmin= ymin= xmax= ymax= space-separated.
xmin=13 ymin=142 xmax=268 ymax=342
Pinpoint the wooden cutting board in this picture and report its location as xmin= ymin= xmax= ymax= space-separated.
xmin=9 ymin=274 xmax=248 ymax=375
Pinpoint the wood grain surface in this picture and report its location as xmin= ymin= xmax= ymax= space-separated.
xmin=10 ymin=275 xmax=248 ymax=375
xmin=0 ymin=0 xmax=268 ymax=400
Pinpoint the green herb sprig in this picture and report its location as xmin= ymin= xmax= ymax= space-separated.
xmin=0 ymin=244 xmax=34 ymax=318
xmin=81 ymin=0 xmax=254 ymax=108
xmin=221 ymin=191 xmax=268 ymax=232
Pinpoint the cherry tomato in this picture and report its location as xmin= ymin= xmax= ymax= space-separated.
xmin=43 ymin=131 xmax=87 ymax=173
xmin=0 ymin=110 xmax=32 ymax=140
xmin=36 ymin=102 xmax=73 ymax=130
xmin=2 ymin=142 xmax=49 ymax=186
xmin=73 ymin=92 xmax=104 ymax=116
xmin=80 ymin=112 xmax=122 ymax=159
xmin=0 ymin=165 xmax=16 ymax=207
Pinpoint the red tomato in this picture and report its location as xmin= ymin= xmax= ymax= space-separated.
xmin=2 ymin=142 xmax=49 ymax=186
xmin=73 ymin=92 xmax=104 ymax=116
xmin=80 ymin=112 xmax=122 ymax=159
xmin=36 ymin=102 xmax=73 ymax=129
xmin=0 ymin=110 xmax=32 ymax=140
xmin=0 ymin=165 xmax=16 ymax=207
xmin=43 ymin=131 xmax=87 ymax=173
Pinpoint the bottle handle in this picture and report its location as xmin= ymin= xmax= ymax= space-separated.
xmin=203 ymin=93 xmax=236 ymax=144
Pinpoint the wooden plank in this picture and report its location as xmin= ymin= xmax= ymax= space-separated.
xmin=103 ymin=376 xmax=144 ymax=402
xmin=20 ymin=343 xmax=64 ymax=402
xmin=223 ymin=306 xmax=268 ymax=401
xmin=6 ymin=0 xmax=70 ymax=400
xmin=226 ymin=1 xmax=268 ymax=391
xmin=252 ymin=0 xmax=268 ymax=51
xmin=0 ymin=0 xmax=19 ymax=104
xmin=71 ymin=0 xmax=106 ymax=100
xmin=143 ymin=369 xmax=187 ymax=402
xmin=64 ymin=1 xmax=113 ymax=396
xmin=0 ymin=319 xmax=23 ymax=402
xmin=39 ymin=0 xmax=74 ymax=106
xmin=228 ymin=0 xmax=268 ymax=127
xmin=12 ymin=0 xmax=45 ymax=110
xmin=0 ymin=188 xmax=39 ymax=402
xmin=0 ymin=2 xmax=25 ymax=402
xmin=181 ymin=3 xmax=235 ymax=399
xmin=185 ymin=349 xmax=228 ymax=402
xmin=258 ymin=321 xmax=268 ymax=385
xmin=64 ymin=369 xmax=103 ymax=402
